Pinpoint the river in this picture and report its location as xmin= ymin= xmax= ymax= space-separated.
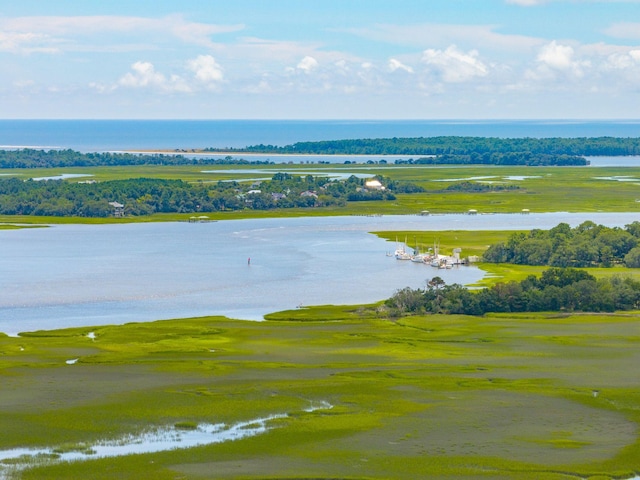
xmin=2 ymin=212 xmax=640 ymax=336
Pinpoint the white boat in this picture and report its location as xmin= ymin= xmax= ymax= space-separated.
xmin=395 ymin=249 xmax=412 ymax=260
xmin=394 ymin=236 xmax=412 ymax=260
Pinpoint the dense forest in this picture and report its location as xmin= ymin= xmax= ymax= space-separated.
xmin=4 ymin=135 xmax=640 ymax=168
xmin=0 ymin=150 xmax=273 ymax=169
xmin=386 ymin=268 xmax=640 ymax=316
xmin=396 ymin=152 xmax=587 ymax=166
xmin=483 ymin=221 xmax=640 ymax=268
xmin=207 ymin=136 xmax=640 ymax=156
xmin=0 ymin=173 xmax=420 ymax=217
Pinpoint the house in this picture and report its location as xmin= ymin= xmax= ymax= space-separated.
xmin=365 ymin=179 xmax=385 ymax=190
xmin=108 ymin=201 xmax=124 ymax=217
xmin=300 ymin=191 xmax=318 ymax=198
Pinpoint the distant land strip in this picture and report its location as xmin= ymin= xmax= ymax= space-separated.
xmin=204 ymin=136 xmax=640 ymax=157
xmin=3 ymin=135 xmax=640 ymax=168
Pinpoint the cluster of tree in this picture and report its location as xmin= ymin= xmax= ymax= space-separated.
xmin=206 ymin=136 xmax=640 ymax=157
xmin=483 ymin=221 xmax=640 ymax=268
xmin=0 ymin=150 xmax=274 ymax=169
xmin=0 ymin=173 xmax=422 ymax=217
xmin=397 ymin=153 xmax=587 ymax=166
xmin=386 ymin=268 xmax=640 ymax=316
xmin=9 ymin=135 xmax=640 ymax=168
xmin=444 ymin=181 xmax=520 ymax=193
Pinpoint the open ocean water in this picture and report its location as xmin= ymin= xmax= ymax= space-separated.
xmin=1 ymin=119 xmax=639 ymax=151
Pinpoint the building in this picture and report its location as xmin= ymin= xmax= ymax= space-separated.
xmin=365 ymin=179 xmax=385 ymax=190
xmin=108 ymin=201 xmax=124 ymax=217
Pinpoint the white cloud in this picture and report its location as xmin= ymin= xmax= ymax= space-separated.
xmin=605 ymin=49 xmax=640 ymax=69
xmin=0 ymin=31 xmax=60 ymax=54
xmin=422 ymin=45 xmax=489 ymax=82
xmin=88 ymin=81 xmax=115 ymax=94
xmin=388 ymin=58 xmax=414 ymax=73
xmin=534 ymin=40 xmax=590 ymax=77
xmin=187 ymin=55 xmax=224 ymax=84
xmin=0 ymin=15 xmax=244 ymax=53
xmin=119 ymin=61 xmax=164 ymax=88
xmin=537 ymin=41 xmax=576 ymax=69
xmin=604 ymin=22 xmax=640 ymax=40
xmin=296 ymin=56 xmax=319 ymax=73
xmin=118 ymin=61 xmax=191 ymax=93
xmin=505 ymin=0 xmax=549 ymax=5
xmin=346 ymin=23 xmax=543 ymax=54
xmin=515 ymin=40 xmax=640 ymax=93
xmin=13 ymin=79 xmax=35 ymax=88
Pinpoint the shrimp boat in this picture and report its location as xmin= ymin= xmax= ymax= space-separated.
xmin=394 ymin=237 xmax=412 ymax=260
xmin=411 ymin=245 xmax=434 ymax=263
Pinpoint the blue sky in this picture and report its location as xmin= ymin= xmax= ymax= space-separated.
xmin=1 ymin=0 xmax=640 ymax=119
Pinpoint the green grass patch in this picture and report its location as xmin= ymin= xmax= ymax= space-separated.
xmin=2 ymin=311 xmax=640 ymax=479
xmin=374 ymin=229 xmax=518 ymax=258
xmin=173 ymin=421 xmax=198 ymax=430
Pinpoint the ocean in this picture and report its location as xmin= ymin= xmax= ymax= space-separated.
xmin=1 ymin=119 xmax=639 ymax=152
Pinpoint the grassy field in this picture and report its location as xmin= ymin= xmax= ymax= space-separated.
xmin=1 ymin=309 xmax=640 ymax=479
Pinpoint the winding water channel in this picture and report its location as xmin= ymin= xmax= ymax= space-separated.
xmin=0 ymin=402 xmax=332 ymax=479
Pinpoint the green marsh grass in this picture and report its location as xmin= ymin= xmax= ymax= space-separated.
xmin=2 ymin=311 xmax=640 ymax=479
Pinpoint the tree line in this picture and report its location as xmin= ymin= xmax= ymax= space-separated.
xmin=396 ymin=152 xmax=587 ymax=166
xmin=0 ymin=150 xmax=274 ymax=169
xmin=386 ymin=268 xmax=640 ymax=316
xmin=4 ymin=136 xmax=640 ymax=169
xmin=0 ymin=173 xmax=421 ymax=217
xmin=483 ymin=221 xmax=640 ymax=268
xmin=206 ymin=136 xmax=640 ymax=157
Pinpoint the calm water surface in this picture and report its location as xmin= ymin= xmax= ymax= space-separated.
xmin=2 ymin=119 xmax=639 ymax=151
xmin=3 ymin=213 xmax=640 ymax=336
xmin=1 ymin=216 xmax=477 ymax=335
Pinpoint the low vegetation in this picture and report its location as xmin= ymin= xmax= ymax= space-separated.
xmin=443 ymin=180 xmax=521 ymax=192
xmin=2 ymin=309 xmax=640 ymax=479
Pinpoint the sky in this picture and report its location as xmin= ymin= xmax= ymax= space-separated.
xmin=1 ymin=0 xmax=640 ymax=119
